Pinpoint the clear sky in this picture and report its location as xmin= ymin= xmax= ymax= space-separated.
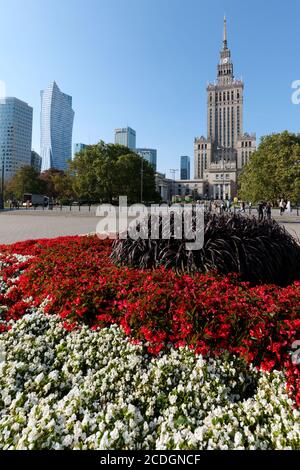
xmin=1 ymin=0 xmax=300 ymax=177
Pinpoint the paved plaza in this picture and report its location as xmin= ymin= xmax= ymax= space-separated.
xmin=0 ymin=208 xmax=299 ymax=245
xmin=0 ymin=211 xmax=99 ymax=244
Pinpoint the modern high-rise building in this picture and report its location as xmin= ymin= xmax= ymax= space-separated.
xmin=40 ymin=81 xmax=74 ymax=172
xmin=0 ymin=97 xmax=33 ymax=181
xmin=73 ymin=143 xmax=87 ymax=158
xmin=31 ymin=150 xmax=42 ymax=173
xmin=115 ymin=127 xmax=136 ymax=150
xmin=136 ymin=148 xmax=157 ymax=171
xmin=180 ymin=156 xmax=191 ymax=180
xmin=194 ymin=17 xmax=256 ymax=199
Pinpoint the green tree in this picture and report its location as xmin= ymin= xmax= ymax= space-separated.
xmin=70 ymin=141 xmax=160 ymax=203
xmin=5 ymin=166 xmax=46 ymax=201
xmin=239 ymin=131 xmax=300 ymax=204
xmin=114 ymin=153 xmax=158 ymax=203
xmin=39 ymin=169 xmax=75 ymax=201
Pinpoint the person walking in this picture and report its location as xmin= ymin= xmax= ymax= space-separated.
xmin=286 ymin=200 xmax=291 ymax=214
xmin=265 ymin=202 xmax=272 ymax=221
xmin=257 ymin=201 xmax=264 ymax=222
xmin=279 ymin=199 xmax=286 ymax=215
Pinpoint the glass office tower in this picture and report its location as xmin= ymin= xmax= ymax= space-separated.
xmin=0 ymin=97 xmax=33 ymax=181
xmin=115 ymin=127 xmax=136 ymax=150
xmin=136 ymin=148 xmax=157 ymax=171
xmin=180 ymin=156 xmax=191 ymax=180
xmin=40 ymin=82 xmax=74 ymax=172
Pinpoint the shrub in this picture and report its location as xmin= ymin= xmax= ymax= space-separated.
xmin=111 ymin=213 xmax=300 ymax=286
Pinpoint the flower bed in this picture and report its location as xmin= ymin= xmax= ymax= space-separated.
xmin=0 ymin=314 xmax=299 ymax=450
xmin=0 ymin=235 xmax=299 ymax=449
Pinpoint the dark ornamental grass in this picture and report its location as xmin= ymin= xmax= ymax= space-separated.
xmin=111 ymin=212 xmax=300 ymax=286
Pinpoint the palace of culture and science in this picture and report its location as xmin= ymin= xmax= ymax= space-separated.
xmin=156 ymin=18 xmax=256 ymax=201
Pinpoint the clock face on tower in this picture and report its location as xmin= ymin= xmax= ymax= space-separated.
xmin=222 ymin=58 xmax=229 ymax=64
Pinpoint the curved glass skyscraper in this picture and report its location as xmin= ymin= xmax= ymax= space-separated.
xmin=40 ymin=82 xmax=74 ymax=172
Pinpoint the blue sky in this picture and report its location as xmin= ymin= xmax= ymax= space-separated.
xmin=1 ymin=0 xmax=300 ymax=177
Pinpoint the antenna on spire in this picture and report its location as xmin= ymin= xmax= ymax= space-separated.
xmin=223 ymin=15 xmax=228 ymax=50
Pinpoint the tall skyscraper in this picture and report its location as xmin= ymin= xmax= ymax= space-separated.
xmin=136 ymin=148 xmax=157 ymax=171
xmin=115 ymin=127 xmax=136 ymax=150
xmin=194 ymin=17 xmax=256 ymax=199
xmin=40 ymin=82 xmax=74 ymax=172
xmin=73 ymin=143 xmax=87 ymax=158
xmin=180 ymin=156 xmax=191 ymax=180
xmin=0 ymin=97 xmax=33 ymax=181
xmin=31 ymin=150 xmax=42 ymax=173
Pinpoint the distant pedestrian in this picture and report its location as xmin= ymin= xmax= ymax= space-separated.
xmin=265 ymin=202 xmax=272 ymax=220
xmin=226 ymin=199 xmax=231 ymax=213
xmin=286 ymin=200 xmax=291 ymax=213
xmin=257 ymin=201 xmax=264 ymax=222
xmin=279 ymin=199 xmax=286 ymax=215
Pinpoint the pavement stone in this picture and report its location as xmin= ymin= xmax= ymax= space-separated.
xmin=0 ymin=210 xmax=299 ymax=245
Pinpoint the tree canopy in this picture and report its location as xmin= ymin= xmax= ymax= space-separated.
xmin=239 ymin=131 xmax=300 ymax=204
xmin=70 ymin=141 xmax=160 ymax=203
xmin=5 ymin=166 xmax=45 ymax=201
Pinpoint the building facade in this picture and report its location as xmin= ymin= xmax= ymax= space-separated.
xmin=180 ymin=156 xmax=191 ymax=180
xmin=73 ymin=143 xmax=87 ymax=158
xmin=115 ymin=127 xmax=136 ymax=150
xmin=31 ymin=150 xmax=42 ymax=173
xmin=40 ymin=82 xmax=74 ymax=172
xmin=136 ymin=148 xmax=157 ymax=171
xmin=194 ymin=17 xmax=256 ymax=199
xmin=0 ymin=97 xmax=33 ymax=181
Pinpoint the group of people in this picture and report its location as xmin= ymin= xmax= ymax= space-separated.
xmin=279 ymin=199 xmax=292 ymax=215
xmin=257 ymin=201 xmax=272 ymax=222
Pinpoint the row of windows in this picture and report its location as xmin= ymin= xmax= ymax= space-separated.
xmin=210 ymin=90 xmax=241 ymax=103
xmin=241 ymin=141 xmax=252 ymax=148
xmin=216 ymin=174 xmax=230 ymax=179
xmin=241 ymin=151 xmax=252 ymax=166
xmin=198 ymin=143 xmax=208 ymax=150
xmin=218 ymin=68 xmax=232 ymax=76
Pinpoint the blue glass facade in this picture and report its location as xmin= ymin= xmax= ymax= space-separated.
xmin=31 ymin=151 xmax=42 ymax=173
xmin=40 ymin=82 xmax=74 ymax=172
xmin=0 ymin=97 xmax=33 ymax=181
xmin=136 ymin=148 xmax=157 ymax=171
xmin=73 ymin=143 xmax=87 ymax=157
xmin=180 ymin=155 xmax=191 ymax=180
xmin=115 ymin=127 xmax=136 ymax=150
